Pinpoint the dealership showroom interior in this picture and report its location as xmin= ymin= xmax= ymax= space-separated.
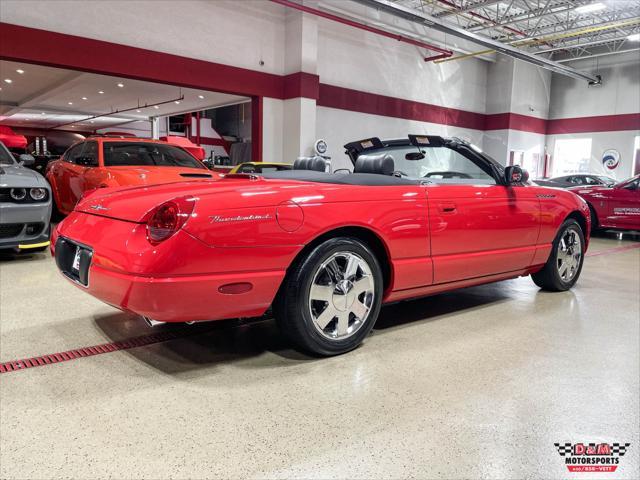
xmin=1 ymin=0 xmax=640 ymax=478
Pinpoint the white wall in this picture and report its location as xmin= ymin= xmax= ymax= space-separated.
xmin=262 ymin=98 xmax=284 ymax=163
xmin=549 ymin=51 xmax=640 ymax=119
xmin=547 ymin=51 xmax=640 ymax=179
xmin=317 ymin=16 xmax=488 ymax=114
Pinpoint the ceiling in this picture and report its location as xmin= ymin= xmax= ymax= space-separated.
xmin=0 ymin=60 xmax=249 ymax=130
xmin=390 ymin=0 xmax=640 ymax=62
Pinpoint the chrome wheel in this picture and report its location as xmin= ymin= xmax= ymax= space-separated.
xmin=308 ymin=252 xmax=375 ymax=340
xmin=557 ymin=228 xmax=582 ymax=282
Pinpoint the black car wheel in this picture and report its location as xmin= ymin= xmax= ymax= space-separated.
xmin=274 ymin=237 xmax=383 ymax=356
xmin=531 ymin=218 xmax=585 ymax=291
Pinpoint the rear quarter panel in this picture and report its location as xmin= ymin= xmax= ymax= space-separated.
xmin=183 ymin=181 xmax=431 ymax=292
xmin=534 ymin=186 xmax=591 ymax=259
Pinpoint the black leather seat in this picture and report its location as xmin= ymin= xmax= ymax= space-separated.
xmin=293 ymin=156 xmax=327 ymax=172
xmin=354 ymin=154 xmax=395 ymax=175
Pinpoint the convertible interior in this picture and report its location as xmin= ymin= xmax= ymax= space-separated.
xmin=262 ymin=136 xmax=501 ymax=186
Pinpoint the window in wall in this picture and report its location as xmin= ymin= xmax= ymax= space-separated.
xmin=552 ymin=138 xmax=592 ymax=176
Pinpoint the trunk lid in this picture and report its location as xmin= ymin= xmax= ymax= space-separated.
xmin=74 ymin=176 xmax=304 ymax=222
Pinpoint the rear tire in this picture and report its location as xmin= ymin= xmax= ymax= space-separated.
xmin=274 ymin=237 xmax=383 ymax=356
xmin=531 ymin=218 xmax=585 ymax=291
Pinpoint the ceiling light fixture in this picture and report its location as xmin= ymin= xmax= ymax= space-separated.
xmin=198 ymin=95 xmax=204 ymax=99
xmin=174 ymin=101 xmax=180 ymax=104
xmin=628 ymin=33 xmax=640 ymax=42
xmin=4 ymin=79 xmax=12 ymax=84
xmin=16 ymin=69 xmax=24 ymax=74
xmin=575 ymin=2 xmax=606 ymax=14
xmin=82 ymin=96 xmax=88 ymax=100
xmin=117 ymin=83 xmax=124 ymax=88
xmin=136 ymin=109 xmax=141 ymax=112
xmin=68 ymin=102 xmax=73 ymax=105
xmin=41 ymin=112 xmax=46 ymax=115
xmin=153 ymin=105 xmax=159 ymax=109
xmin=98 ymin=90 xmax=104 ymax=94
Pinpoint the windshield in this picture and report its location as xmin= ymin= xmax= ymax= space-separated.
xmin=0 ymin=142 xmax=16 ymax=166
xmin=103 ymin=142 xmax=206 ymax=169
xmin=359 ymin=145 xmax=497 ymax=185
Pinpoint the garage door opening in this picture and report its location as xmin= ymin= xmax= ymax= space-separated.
xmin=0 ymin=60 xmax=254 ymax=172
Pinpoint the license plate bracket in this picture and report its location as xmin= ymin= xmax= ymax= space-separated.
xmin=55 ymin=237 xmax=93 ymax=287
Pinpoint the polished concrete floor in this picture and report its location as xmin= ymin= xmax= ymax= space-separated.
xmin=1 ymin=234 xmax=639 ymax=479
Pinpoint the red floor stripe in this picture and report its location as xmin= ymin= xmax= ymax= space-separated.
xmin=0 ymin=327 xmax=202 ymax=374
xmin=586 ymin=243 xmax=640 ymax=257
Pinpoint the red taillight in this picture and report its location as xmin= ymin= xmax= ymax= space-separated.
xmin=145 ymin=196 xmax=195 ymax=244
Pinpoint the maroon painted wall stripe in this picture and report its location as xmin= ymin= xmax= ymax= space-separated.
xmin=0 ymin=22 xmax=284 ymax=99
xmin=546 ymin=113 xmax=640 ymax=135
xmin=484 ymin=112 xmax=548 ymax=134
xmin=318 ymin=83 xmax=487 ymax=130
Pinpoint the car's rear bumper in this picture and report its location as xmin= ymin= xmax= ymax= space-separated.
xmin=82 ymin=264 xmax=284 ymax=322
xmin=52 ymin=211 xmax=292 ymax=322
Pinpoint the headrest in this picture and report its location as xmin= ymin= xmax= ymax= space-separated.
xmin=354 ymin=154 xmax=395 ymax=175
xmin=294 ymin=156 xmax=327 ymax=172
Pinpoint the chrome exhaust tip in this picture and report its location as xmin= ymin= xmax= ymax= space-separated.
xmin=143 ymin=316 xmax=165 ymax=327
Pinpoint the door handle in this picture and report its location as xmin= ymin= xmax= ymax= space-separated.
xmin=438 ymin=203 xmax=457 ymax=213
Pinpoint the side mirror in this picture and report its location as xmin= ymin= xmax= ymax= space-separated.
xmin=505 ymin=165 xmax=529 ymax=185
xmin=202 ymin=158 xmax=214 ymax=169
xmin=18 ymin=154 xmax=35 ymax=166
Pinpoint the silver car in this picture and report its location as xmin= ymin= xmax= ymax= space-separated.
xmin=0 ymin=141 xmax=52 ymax=252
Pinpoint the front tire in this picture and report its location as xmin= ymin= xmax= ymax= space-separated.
xmin=274 ymin=237 xmax=383 ymax=356
xmin=531 ymin=218 xmax=585 ymax=291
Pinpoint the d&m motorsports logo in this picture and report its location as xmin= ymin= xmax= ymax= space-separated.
xmin=554 ymin=442 xmax=631 ymax=473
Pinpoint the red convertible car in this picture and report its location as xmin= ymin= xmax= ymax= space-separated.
xmin=46 ymin=136 xmax=214 ymax=215
xmin=52 ymin=135 xmax=590 ymax=356
xmin=570 ymin=174 xmax=640 ymax=231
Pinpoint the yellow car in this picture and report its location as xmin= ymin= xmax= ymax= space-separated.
xmin=229 ymin=162 xmax=292 ymax=174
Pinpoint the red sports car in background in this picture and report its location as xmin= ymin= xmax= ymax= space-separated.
xmin=52 ymin=135 xmax=590 ymax=356
xmin=46 ymin=136 xmax=215 ymax=215
xmin=570 ymin=174 xmax=640 ymax=231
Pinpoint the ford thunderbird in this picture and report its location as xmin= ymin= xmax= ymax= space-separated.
xmin=52 ymin=135 xmax=590 ymax=356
